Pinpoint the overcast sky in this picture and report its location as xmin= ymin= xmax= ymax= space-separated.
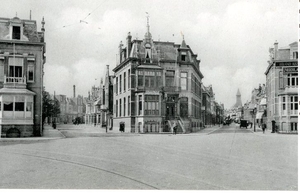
xmin=1 ymin=0 xmax=297 ymax=109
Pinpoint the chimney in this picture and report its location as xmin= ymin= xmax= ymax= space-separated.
xmin=106 ymin=65 xmax=109 ymax=76
xmin=119 ymin=41 xmax=123 ymax=63
xmin=73 ymin=85 xmax=76 ymax=98
xmin=274 ymin=40 xmax=278 ymax=60
xmin=127 ymin=32 xmax=132 ymax=58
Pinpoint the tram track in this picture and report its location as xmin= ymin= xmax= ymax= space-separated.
xmin=0 ymin=150 xmax=159 ymax=189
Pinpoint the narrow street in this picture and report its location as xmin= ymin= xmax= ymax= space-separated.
xmin=0 ymin=124 xmax=297 ymax=190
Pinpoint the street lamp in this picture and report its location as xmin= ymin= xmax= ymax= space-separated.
xmin=252 ymin=107 xmax=257 ymax=132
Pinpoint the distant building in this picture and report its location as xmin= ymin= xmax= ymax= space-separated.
xmin=0 ymin=16 xmax=46 ymax=137
xmin=201 ymin=84 xmax=212 ymax=126
xmin=265 ymin=41 xmax=298 ymax=133
xmin=112 ymin=17 xmax=204 ymax=133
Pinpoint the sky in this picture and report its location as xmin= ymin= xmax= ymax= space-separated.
xmin=1 ymin=0 xmax=297 ymax=109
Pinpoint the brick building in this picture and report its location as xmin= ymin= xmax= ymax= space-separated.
xmin=0 ymin=16 xmax=46 ymax=137
xmin=265 ymin=41 xmax=298 ymax=133
xmin=112 ymin=17 xmax=204 ymax=133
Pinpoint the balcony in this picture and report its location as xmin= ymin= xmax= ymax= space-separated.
xmin=4 ymin=76 xmax=26 ymax=89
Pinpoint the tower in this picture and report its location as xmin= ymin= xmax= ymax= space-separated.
xmin=235 ymin=89 xmax=242 ymax=108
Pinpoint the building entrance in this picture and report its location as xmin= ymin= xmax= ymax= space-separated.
xmin=166 ymin=103 xmax=175 ymax=119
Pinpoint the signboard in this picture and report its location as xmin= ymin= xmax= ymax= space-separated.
xmin=275 ymin=62 xmax=297 ymax=67
xmin=283 ymin=67 xmax=298 ymax=75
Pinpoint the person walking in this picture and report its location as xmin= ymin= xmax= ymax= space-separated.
xmin=262 ymin=123 xmax=266 ymax=134
xmin=173 ymin=125 xmax=177 ymax=135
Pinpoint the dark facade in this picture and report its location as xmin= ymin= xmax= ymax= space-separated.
xmin=0 ymin=16 xmax=46 ymax=137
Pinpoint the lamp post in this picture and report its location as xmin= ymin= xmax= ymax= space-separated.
xmin=253 ymin=107 xmax=257 ymax=132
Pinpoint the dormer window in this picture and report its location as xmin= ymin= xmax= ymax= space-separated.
xmin=181 ymin=52 xmax=186 ymax=61
xmin=12 ymin=26 xmax=21 ymax=40
xmin=145 ymin=43 xmax=151 ymax=59
xmin=293 ymin=52 xmax=298 ymax=59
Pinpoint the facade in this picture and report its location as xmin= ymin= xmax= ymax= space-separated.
xmin=0 ymin=16 xmax=46 ymax=137
xmin=201 ymin=84 xmax=212 ymax=126
xmin=112 ymin=18 xmax=204 ymax=133
xmin=85 ymin=85 xmax=101 ymax=125
xmin=265 ymin=41 xmax=298 ymax=133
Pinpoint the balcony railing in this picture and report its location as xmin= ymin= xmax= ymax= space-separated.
xmin=4 ymin=75 xmax=27 ymax=88
xmin=5 ymin=76 xmax=26 ymax=84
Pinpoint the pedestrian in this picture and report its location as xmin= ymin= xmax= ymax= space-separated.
xmin=173 ymin=125 xmax=177 ymax=135
xmin=271 ymin=120 xmax=276 ymax=133
xmin=262 ymin=123 xmax=266 ymax=134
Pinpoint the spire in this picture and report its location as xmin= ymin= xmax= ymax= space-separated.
xmin=41 ymin=17 xmax=45 ymax=32
xmin=144 ymin=12 xmax=152 ymax=40
xmin=236 ymin=89 xmax=241 ymax=96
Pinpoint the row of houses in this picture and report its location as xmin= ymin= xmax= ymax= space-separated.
xmin=240 ymin=41 xmax=298 ymax=133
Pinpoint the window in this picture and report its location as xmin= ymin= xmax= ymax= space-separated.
xmin=138 ymin=95 xmax=142 ymax=115
xmin=290 ymin=96 xmax=298 ymax=115
xmin=0 ymin=59 xmax=4 ymax=82
xmin=180 ymin=72 xmax=188 ymax=90
xmin=293 ymin=52 xmax=298 ymax=59
xmin=116 ymin=77 xmax=118 ymax=95
xmin=12 ymin=26 xmax=21 ymax=40
xmin=116 ymin=100 xmax=118 ymax=117
xmin=138 ymin=71 xmax=144 ymax=87
xmin=145 ymin=43 xmax=151 ymax=59
xmin=15 ymin=102 xmax=24 ymax=111
xmin=123 ymin=97 xmax=126 ymax=116
xmin=27 ymin=64 xmax=34 ymax=82
xmin=165 ymin=70 xmax=175 ymax=87
xmin=124 ymin=72 xmax=126 ymax=91
xmin=156 ymin=71 xmax=162 ymax=87
xmin=291 ymin=122 xmax=298 ymax=131
xmin=9 ymin=58 xmax=23 ymax=78
xmin=4 ymin=102 xmax=13 ymax=111
xmin=279 ymin=71 xmax=283 ymax=89
xmin=282 ymin=96 xmax=286 ymax=115
xmin=287 ymin=74 xmax=298 ymax=87
xmin=128 ymin=69 xmax=130 ymax=89
xmin=145 ymin=95 xmax=159 ymax=115
xmin=119 ymin=75 xmax=122 ymax=93
xmin=119 ymin=99 xmax=122 ymax=117
xmin=144 ymin=71 xmax=155 ymax=88
xmin=181 ymin=52 xmax=186 ymax=61
xmin=128 ymin=96 xmax=130 ymax=116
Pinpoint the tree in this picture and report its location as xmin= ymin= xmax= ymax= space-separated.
xmin=42 ymin=88 xmax=61 ymax=125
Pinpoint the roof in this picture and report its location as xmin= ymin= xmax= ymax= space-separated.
xmin=0 ymin=88 xmax=36 ymax=95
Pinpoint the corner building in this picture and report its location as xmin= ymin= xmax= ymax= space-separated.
xmin=113 ymin=19 xmax=203 ymax=133
xmin=0 ymin=16 xmax=46 ymax=137
xmin=265 ymin=41 xmax=298 ymax=132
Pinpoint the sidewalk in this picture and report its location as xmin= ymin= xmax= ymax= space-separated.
xmin=0 ymin=125 xmax=65 ymax=142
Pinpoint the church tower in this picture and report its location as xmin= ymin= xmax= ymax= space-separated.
xmin=235 ymin=89 xmax=242 ymax=108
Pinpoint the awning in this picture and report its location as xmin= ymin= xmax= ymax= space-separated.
xmin=256 ymin=112 xmax=264 ymax=119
